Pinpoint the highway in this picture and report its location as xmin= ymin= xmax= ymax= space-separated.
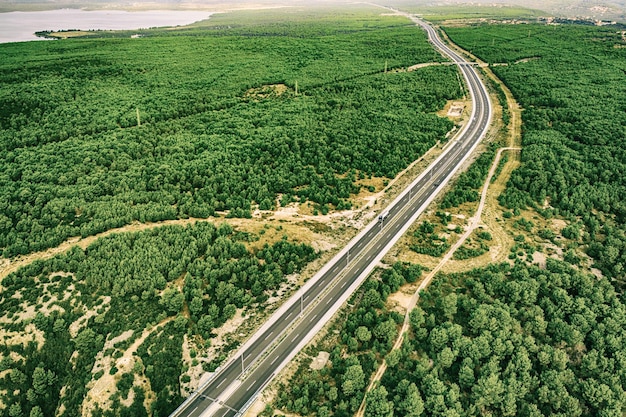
xmin=170 ymin=12 xmax=492 ymax=417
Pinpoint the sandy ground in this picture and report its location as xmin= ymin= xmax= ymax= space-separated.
xmin=82 ymin=319 xmax=172 ymax=416
xmin=309 ymin=351 xmax=330 ymax=371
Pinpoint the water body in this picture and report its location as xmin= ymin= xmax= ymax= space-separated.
xmin=0 ymin=9 xmax=213 ymax=43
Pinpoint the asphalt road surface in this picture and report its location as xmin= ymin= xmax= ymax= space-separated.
xmin=171 ymin=12 xmax=492 ymax=417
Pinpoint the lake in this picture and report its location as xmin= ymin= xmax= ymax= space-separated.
xmin=0 ymin=9 xmax=213 ymax=44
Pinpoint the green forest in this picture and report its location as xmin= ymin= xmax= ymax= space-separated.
xmin=273 ymin=263 xmax=422 ymax=417
xmin=271 ymin=19 xmax=626 ymax=417
xmin=0 ymin=9 xmax=460 ymax=258
xmin=445 ymin=23 xmax=626 ymax=286
xmin=0 ymin=222 xmax=316 ymax=417
xmin=378 ymin=261 xmax=626 ymax=417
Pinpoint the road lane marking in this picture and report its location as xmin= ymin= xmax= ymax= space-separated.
xmin=340 ymin=281 xmax=347 ymax=288
xmin=172 ymin=17 xmax=491 ymax=417
xmin=216 ymin=378 xmax=226 ymax=389
xmin=292 ymin=333 xmax=300 ymax=342
xmin=263 ymin=331 xmax=274 ymax=341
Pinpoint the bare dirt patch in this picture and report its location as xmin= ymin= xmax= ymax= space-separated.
xmin=309 ymin=351 xmax=330 ymax=371
xmin=437 ymin=99 xmax=470 ymax=121
xmin=386 ymin=285 xmax=415 ymax=315
xmin=82 ymin=319 xmax=171 ymax=416
xmin=244 ymin=83 xmax=289 ymax=100
xmin=69 ymin=296 xmax=111 ymax=338
xmin=0 ymin=323 xmax=45 ymax=350
xmin=447 ymin=101 xmax=465 ymax=117
xmin=407 ymin=62 xmax=448 ymax=71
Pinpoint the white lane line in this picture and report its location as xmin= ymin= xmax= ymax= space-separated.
xmin=292 ymin=333 xmax=300 ymax=342
xmin=248 ymin=380 xmax=257 ymax=390
xmin=340 ymin=281 xmax=347 ymax=288
xmin=286 ymin=311 xmax=293 ymax=318
xmin=326 ymin=298 xmax=332 ymax=305
xmin=310 ymin=313 xmax=318 ymax=322
xmin=270 ymin=356 xmax=279 ymax=365
xmin=263 ymin=331 xmax=274 ymax=341
xmin=191 ymin=406 xmax=199 ymax=415
xmin=216 ymin=378 xmax=226 ymax=389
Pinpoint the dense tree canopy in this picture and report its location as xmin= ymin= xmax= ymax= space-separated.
xmin=379 ymin=260 xmax=626 ymax=417
xmin=0 ymin=222 xmax=317 ymax=416
xmin=445 ymin=23 xmax=626 ymax=284
xmin=274 ymin=263 xmax=422 ymax=417
xmin=0 ymin=10 xmax=460 ymax=257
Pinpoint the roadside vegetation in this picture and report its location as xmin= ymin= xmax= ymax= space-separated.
xmin=0 ymin=7 xmax=465 ymax=416
xmin=379 ymin=260 xmax=626 ymax=417
xmin=0 ymin=221 xmax=316 ymax=417
xmin=271 ymin=16 xmax=626 ymax=417
xmin=446 ymin=22 xmax=626 ymax=288
xmin=271 ymin=263 xmax=422 ymax=417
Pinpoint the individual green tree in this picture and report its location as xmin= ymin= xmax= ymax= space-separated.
xmin=373 ymin=319 xmax=397 ymax=347
xmin=10 ymin=369 xmax=27 ymax=386
xmin=189 ymin=296 xmax=203 ymax=317
xmin=356 ymin=326 xmax=372 ymax=342
xmin=328 ymin=386 xmax=338 ymax=402
xmin=160 ymin=288 xmax=184 ymax=314
xmin=362 ymin=288 xmax=383 ymax=309
xmin=385 ymin=349 xmax=401 ymax=368
xmin=342 ymin=364 xmax=365 ymax=396
xmin=472 ymin=373 xmax=504 ymax=411
xmin=74 ymin=328 xmax=96 ymax=352
xmin=366 ymin=386 xmax=393 ymax=417
xmin=458 ymin=361 xmax=475 ymax=389
xmin=8 ymin=403 xmax=23 ymax=417
xmin=53 ymin=318 xmax=66 ymax=333
xmin=437 ymin=293 xmax=457 ymax=321
xmin=32 ymin=366 xmax=49 ymax=396
xmin=410 ymin=307 xmax=425 ymax=329
xmin=174 ymin=314 xmax=188 ymax=330
xmin=438 ymin=347 xmax=456 ymax=369
xmin=29 ymin=406 xmax=44 ymax=417
xmin=223 ymin=304 xmax=237 ymax=320
xmin=396 ymin=381 xmax=424 ymax=417
xmin=197 ymin=315 xmax=214 ymax=336
xmin=26 ymin=388 xmax=37 ymax=404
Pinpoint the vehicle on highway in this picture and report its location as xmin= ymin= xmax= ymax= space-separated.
xmin=378 ymin=210 xmax=390 ymax=221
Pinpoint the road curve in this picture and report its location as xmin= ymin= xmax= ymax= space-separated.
xmin=170 ymin=13 xmax=492 ymax=417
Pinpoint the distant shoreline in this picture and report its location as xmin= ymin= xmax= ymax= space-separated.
xmin=0 ymin=8 xmax=215 ymax=43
